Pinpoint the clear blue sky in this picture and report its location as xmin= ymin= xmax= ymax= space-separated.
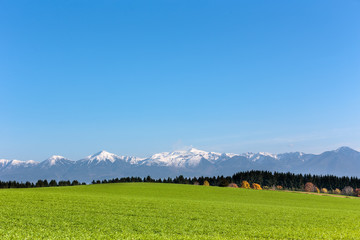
xmin=1 ymin=0 xmax=359 ymax=161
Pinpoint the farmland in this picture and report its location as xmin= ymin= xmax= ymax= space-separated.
xmin=0 ymin=183 xmax=359 ymax=239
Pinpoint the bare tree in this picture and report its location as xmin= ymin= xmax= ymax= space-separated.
xmin=305 ymin=182 xmax=316 ymax=192
xmin=342 ymin=186 xmax=354 ymax=196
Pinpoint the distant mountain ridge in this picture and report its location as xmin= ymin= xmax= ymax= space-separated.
xmin=1 ymin=147 xmax=359 ymax=182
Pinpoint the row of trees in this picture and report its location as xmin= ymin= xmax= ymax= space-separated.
xmin=92 ymin=170 xmax=360 ymax=192
xmin=304 ymin=182 xmax=360 ymax=197
xmin=1 ymin=171 xmax=360 ymax=194
xmin=0 ymin=179 xmax=86 ymax=188
xmin=231 ymin=171 xmax=360 ymax=190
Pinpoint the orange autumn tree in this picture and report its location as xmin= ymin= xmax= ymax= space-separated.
xmin=252 ymin=183 xmax=262 ymax=190
xmin=333 ymin=188 xmax=341 ymax=194
xmin=203 ymin=180 xmax=210 ymax=186
xmin=241 ymin=180 xmax=250 ymax=189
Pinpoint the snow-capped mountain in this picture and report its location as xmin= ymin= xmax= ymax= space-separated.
xmin=79 ymin=150 xmax=143 ymax=165
xmin=144 ymin=148 xmax=234 ymax=167
xmin=81 ymin=151 xmax=123 ymax=164
xmin=0 ymin=159 xmax=38 ymax=169
xmin=0 ymin=147 xmax=359 ymax=182
xmin=40 ymin=155 xmax=74 ymax=168
xmin=0 ymin=159 xmax=11 ymax=169
xmin=239 ymin=152 xmax=279 ymax=163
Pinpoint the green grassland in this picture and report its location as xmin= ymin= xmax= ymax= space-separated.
xmin=0 ymin=183 xmax=359 ymax=239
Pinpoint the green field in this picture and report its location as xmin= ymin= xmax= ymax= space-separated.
xmin=0 ymin=183 xmax=359 ymax=239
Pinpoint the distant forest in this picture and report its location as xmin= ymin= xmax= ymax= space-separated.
xmin=93 ymin=170 xmax=360 ymax=192
xmin=1 ymin=171 xmax=360 ymax=194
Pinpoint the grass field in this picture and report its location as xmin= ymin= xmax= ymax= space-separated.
xmin=0 ymin=183 xmax=359 ymax=239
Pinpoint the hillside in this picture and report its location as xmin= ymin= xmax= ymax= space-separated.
xmin=0 ymin=183 xmax=359 ymax=239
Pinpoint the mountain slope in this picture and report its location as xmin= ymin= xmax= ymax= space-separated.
xmin=298 ymin=147 xmax=360 ymax=176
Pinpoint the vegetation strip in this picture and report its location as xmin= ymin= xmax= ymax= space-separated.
xmin=2 ymin=170 xmax=359 ymax=197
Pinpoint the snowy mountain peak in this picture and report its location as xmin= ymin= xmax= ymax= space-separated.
xmin=26 ymin=160 xmax=38 ymax=164
xmin=0 ymin=159 xmax=10 ymax=167
xmin=146 ymin=148 xmax=226 ymax=167
xmin=47 ymin=155 xmax=67 ymax=161
xmin=258 ymin=152 xmax=278 ymax=158
xmin=80 ymin=150 xmax=143 ymax=165
xmin=10 ymin=160 xmax=25 ymax=166
xmin=7 ymin=159 xmax=39 ymax=167
xmin=240 ymin=152 xmax=278 ymax=162
xmin=41 ymin=155 xmax=72 ymax=167
xmin=188 ymin=147 xmax=207 ymax=154
xmin=86 ymin=150 xmax=120 ymax=163
xmin=47 ymin=155 xmax=66 ymax=160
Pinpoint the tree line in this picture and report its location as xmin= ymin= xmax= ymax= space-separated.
xmin=1 ymin=170 xmax=360 ymax=192
xmin=93 ymin=170 xmax=360 ymax=191
xmin=0 ymin=179 xmax=86 ymax=188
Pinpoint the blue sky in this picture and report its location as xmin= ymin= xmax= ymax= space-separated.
xmin=1 ymin=0 xmax=359 ymax=161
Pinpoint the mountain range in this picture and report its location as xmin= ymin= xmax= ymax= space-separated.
xmin=0 ymin=147 xmax=359 ymax=182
